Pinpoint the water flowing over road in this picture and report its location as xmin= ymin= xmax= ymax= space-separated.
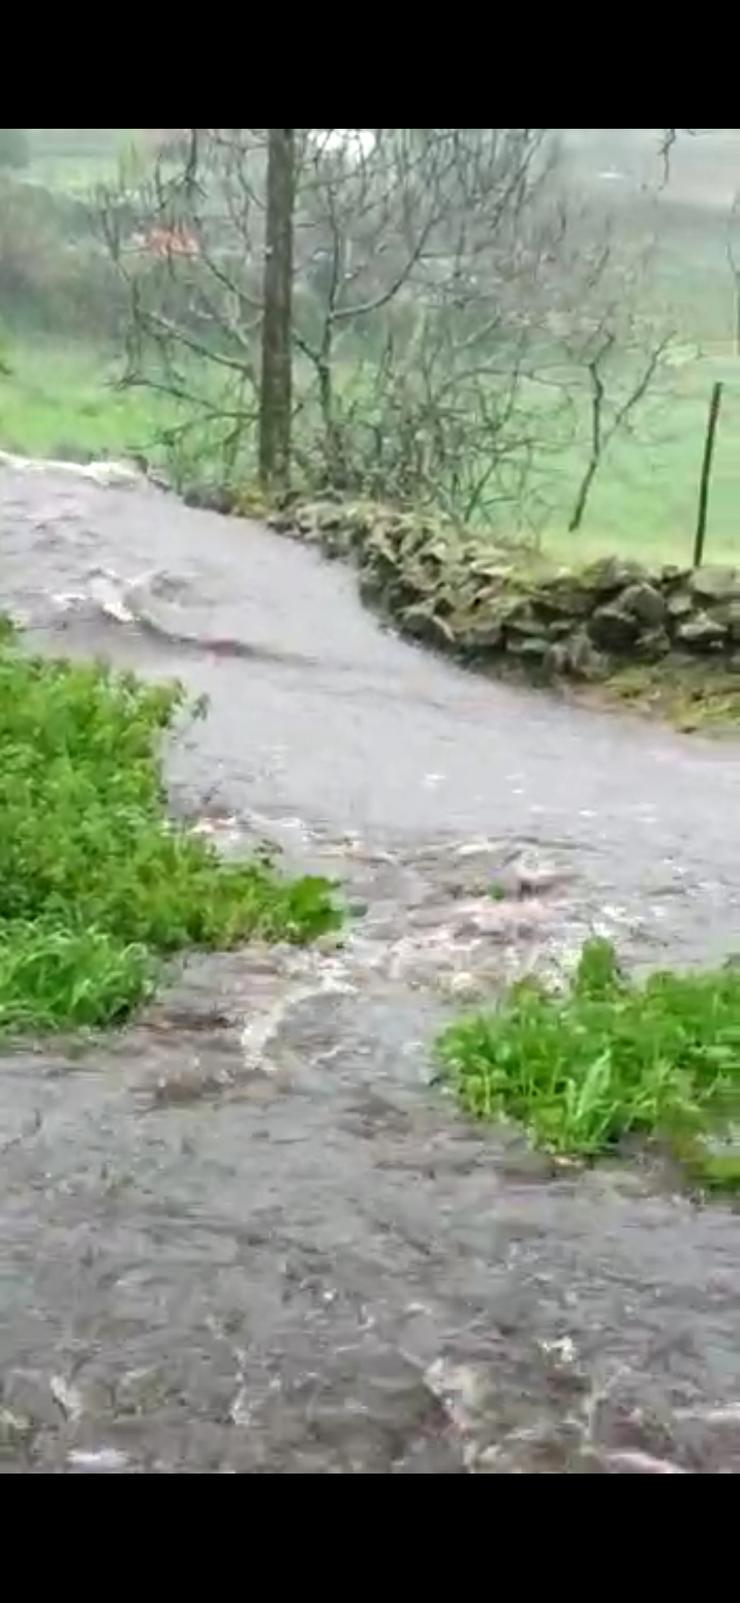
xmin=1 ymin=457 xmax=739 ymax=1473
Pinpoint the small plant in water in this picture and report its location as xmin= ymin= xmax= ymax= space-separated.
xmin=0 ymin=621 xmax=341 ymax=1032
xmin=436 ymin=937 xmax=740 ymax=1191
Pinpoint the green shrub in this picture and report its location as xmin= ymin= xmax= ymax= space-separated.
xmin=0 ymin=625 xmax=341 ymax=1032
xmin=0 ymin=176 xmax=124 ymax=338
xmin=436 ymin=938 xmax=740 ymax=1187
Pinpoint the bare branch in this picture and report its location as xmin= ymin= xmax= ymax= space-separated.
xmin=568 ymin=331 xmax=672 ymax=533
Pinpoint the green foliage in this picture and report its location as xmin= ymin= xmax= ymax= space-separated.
xmin=0 ymin=627 xmax=341 ymax=1032
xmin=0 ymin=176 xmax=124 ymax=338
xmin=0 ymin=923 xmax=154 ymax=1031
xmin=0 ymin=129 xmax=29 ymax=170
xmin=436 ymin=938 xmax=740 ymax=1187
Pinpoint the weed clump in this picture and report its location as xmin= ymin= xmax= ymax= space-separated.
xmin=436 ymin=938 xmax=740 ymax=1190
xmin=0 ymin=623 xmax=340 ymax=1031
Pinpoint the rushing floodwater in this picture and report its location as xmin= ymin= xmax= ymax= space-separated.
xmin=1 ymin=456 xmax=739 ymax=1473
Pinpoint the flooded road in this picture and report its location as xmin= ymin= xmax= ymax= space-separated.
xmin=1 ymin=458 xmax=739 ymax=1473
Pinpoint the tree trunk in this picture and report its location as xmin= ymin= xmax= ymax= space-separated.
xmin=259 ymin=129 xmax=295 ymax=492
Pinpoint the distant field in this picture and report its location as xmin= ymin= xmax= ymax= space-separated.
xmin=23 ymin=155 xmax=127 ymax=194
xmin=0 ymin=339 xmax=174 ymax=462
xmin=2 ymin=335 xmax=740 ymax=569
xmin=541 ymin=350 xmax=740 ymax=567
xmin=23 ymin=129 xmax=141 ymax=194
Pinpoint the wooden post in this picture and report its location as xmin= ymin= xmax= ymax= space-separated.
xmin=693 ymin=380 xmax=723 ymax=568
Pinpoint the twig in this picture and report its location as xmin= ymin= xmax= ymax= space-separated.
xmin=693 ymin=380 xmax=723 ymax=568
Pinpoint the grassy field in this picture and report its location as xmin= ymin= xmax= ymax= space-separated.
xmin=0 ymin=338 xmax=175 ymax=463
xmin=542 ymin=349 xmax=740 ymax=568
xmin=22 ymin=154 xmax=129 ymax=195
xmin=3 ymin=336 xmax=740 ymax=567
xmin=23 ymin=128 xmax=140 ymax=195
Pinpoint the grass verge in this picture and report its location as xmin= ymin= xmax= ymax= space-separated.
xmin=595 ymin=661 xmax=740 ymax=734
xmin=0 ymin=623 xmax=340 ymax=1032
xmin=435 ymin=938 xmax=740 ymax=1192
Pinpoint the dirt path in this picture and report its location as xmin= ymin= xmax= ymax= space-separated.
xmin=1 ymin=461 xmax=739 ymax=1474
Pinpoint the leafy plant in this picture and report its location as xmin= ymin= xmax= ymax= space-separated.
xmin=436 ymin=937 xmax=740 ymax=1188
xmin=0 ymin=624 xmax=341 ymax=1032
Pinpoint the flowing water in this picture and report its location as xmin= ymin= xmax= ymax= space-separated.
xmin=1 ymin=456 xmax=739 ymax=1474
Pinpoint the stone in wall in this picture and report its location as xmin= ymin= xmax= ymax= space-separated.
xmin=275 ymin=500 xmax=740 ymax=683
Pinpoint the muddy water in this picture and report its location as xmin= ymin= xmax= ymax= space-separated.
xmin=1 ymin=459 xmax=740 ymax=1474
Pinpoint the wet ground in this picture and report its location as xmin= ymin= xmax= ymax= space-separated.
xmin=1 ymin=457 xmax=739 ymax=1473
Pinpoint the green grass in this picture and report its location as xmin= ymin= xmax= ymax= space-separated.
xmin=22 ymin=155 xmax=128 ymax=195
xmin=23 ymin=129 xmax=142 ymax=195
xmin=0 ymin=338 xmax=177 ymax=462
xmin=435 ymin=938 xmax=740 ymax=1190
xmin=599 ymin=662 xmax=740 ymax=734
xmin=0 ymin=624 xmax=340 ymax=1032
xmin=4 ymin=333 xmax=740 ymax=573
xmin=535 ymin=350 xmax=740 ymax=569
xmin=321 ymin=347 xmax=740 ymax=568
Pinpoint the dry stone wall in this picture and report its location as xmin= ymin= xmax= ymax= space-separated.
xmin=270 ymin=500 xmax=740 ymax=682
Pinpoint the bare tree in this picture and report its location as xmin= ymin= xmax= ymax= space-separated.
xmin=97 ymin=129 xmax=267 ymax=489
xmin=567 ymin=327 xmax=671 ymax=532
xmin=97 ymin=128 xmax=667 ymax=535
xmin=289 ymin=128 xmax=588 ymax=519
xmin=658 ymin=128 xmax=698 ymax=186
